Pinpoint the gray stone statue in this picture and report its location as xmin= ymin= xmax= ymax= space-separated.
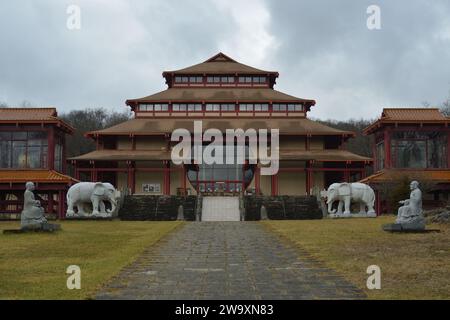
xmin=383 ymin=180 xmax=425 ymax=232
xmin=21 ymin=182 xmax=47 ymax=228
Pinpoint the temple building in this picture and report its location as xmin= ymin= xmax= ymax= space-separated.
xmin=69 ymin=53 xmax=372 ymax=201
xmin=0 ymin=108 xmax=77 ymax=219
xmin=361 ymin=108 xmax=450 ymax=213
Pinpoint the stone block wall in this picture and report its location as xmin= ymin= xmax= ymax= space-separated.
xmin=119 ymin=195 xmax=197 ymax=221
xmin=244 ymin=195 xmax=322 ymax=220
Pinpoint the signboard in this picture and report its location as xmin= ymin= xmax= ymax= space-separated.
xmin=142 ymin=183 xmax=161 ymax=193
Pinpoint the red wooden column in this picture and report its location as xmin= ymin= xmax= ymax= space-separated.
xmin=127 ymin=161 xmax=135 ymax=194
xmin=447 ymin=132 xmax=450 ymax=168
xmin=384 ymin=129 xmax=391 ymax=168
xmin=179 ymin=165 xmax=187 ymax=196
xmin=271 ymin=173 xmax=278 ymax=196
xmin=90 ymin=161 xmax=97 ymax=182
xmin=47 ymin=127 xmax=55 ymax=170
xmin=306 ymin=160 xmax=311 ymax=195
xmin=163 ymin=160 xmax=171 ymax=195
xmin=47 ymin=192 xmax=54 ymax=214
xmin=254 ymin=165 xmax=260 ymax=195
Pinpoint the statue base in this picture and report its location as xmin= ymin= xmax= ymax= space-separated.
xmin=382 ymin=221 xmax=426 ymax=232
xmin=4 ymin=223 xmax=61 ymax=234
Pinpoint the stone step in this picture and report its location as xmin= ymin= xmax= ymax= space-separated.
xmin=201 ymin=196 xmax=240 ymax=222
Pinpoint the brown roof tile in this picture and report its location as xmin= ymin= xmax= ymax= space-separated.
xmin=68 ymin=149 xmax=171 ymax=161
xmin=382 ymin=108 xmax=446 ymax=121
xmin=0 ymin=107 xmax=74 ymax=133
xmin=360 ymin=169 xmax=450 ymax=184
xmin=126 ymin=88 xmax=314 ymax=105
xmin=363 ymin=108 xmax=450 ymax=135
xmin=86 ymin=118 xmax=355 ymax=137
xmin=0 ymin=170 xmax=78 ymax=184
xmin=0 ymin=107 xmax=57 ymax=120
xmin=277 ymin=149 xmax=372 ymax=162
xmin=163 ymin=52 xmax=278 ymax=75
xmin=69 ymin=148 xmax=370 ymax=163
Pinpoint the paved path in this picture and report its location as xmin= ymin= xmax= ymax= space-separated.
xmin=96 ymin=222 xmax=366 ymax=300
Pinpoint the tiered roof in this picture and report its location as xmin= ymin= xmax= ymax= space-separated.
xmin=85 ymin=117 xmax=355 ymax=137
xmin=363 ymin=108 xmax=450 ymax=134
xmin=0 ymin=170 xmax=78 ymax=185
xmin=0 ymin=107 xmax=74 ymax=133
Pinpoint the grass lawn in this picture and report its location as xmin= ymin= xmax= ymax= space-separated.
xmin=262 ymin=216 xmax=450 ymax=299
xmin=0 ymin=220 xmax=182 ymax=300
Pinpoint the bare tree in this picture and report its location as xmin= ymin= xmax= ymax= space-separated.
xmin=61 ymin=107 xmax=132 ymax=157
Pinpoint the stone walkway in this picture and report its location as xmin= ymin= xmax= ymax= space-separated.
xmin=96 ymin=222 xmax=366 ymax=300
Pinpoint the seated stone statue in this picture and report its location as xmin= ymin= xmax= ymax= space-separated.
xmin=21 ymin=182 xmax=48 ymax=229
xmin=384 ymin=180 xmax=425 ymax=231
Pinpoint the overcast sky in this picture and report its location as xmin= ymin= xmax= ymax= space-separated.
xmin=1 ymin=0 xmax=449 ymax=120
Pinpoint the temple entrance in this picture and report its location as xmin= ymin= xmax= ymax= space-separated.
xmin=185 ymin=145 xmax=255 ymax=195
xmin=186 ymin=165 xmax=254 ymax=195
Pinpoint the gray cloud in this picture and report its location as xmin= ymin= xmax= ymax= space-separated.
xmin=0 ymin=0 xmax=449 ymax=120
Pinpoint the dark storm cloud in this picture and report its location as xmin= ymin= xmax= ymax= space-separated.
xmin=0 ymin=0 xmax=449 ymax=120
xmin=265 ymin=0 xmax=450 ymax=119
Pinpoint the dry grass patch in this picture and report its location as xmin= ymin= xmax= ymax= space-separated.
xmin=0 ymin=220 xmax=182 ymax=300
xmin=262 ymin=216 xmax=449 ymax=299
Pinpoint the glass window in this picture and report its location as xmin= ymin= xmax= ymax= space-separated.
xmin=12 ymin=132 xmax=26 ymax=140
xmin=206 ymin=104 xmax=220 ymax=111
xmin=214 ymin=76 xmax=220 ymax=83
xmin=0 ymin=131 xmax=49 ymax=169
xmin=240 ymin=104 xmax=253 ymax=111
xmin=175 ymin=76 xmax=182 ymax=83
xmin=261 ymin=104 xmax=269 ymax=111
xmin=393 ymin=140 xmax=427 ymax=168
xmin=207 ymin=76 xmax=214 ymax=83
xmin=181 ymin=76 xmax=189 ymax=83
xmin=0 ymin=140 xmax=11 ymax=167
xmin=12 ymin=141 xmax=26 ymax=168
xmin=259 ymin=76 xmax=267 ymax=83
xmin=245 ymin=77 xmax=252 ymax=83
xmin=254 ymin=104 xmax=262 ymax=111
xmin=273 ymin=104 xmax=287 ymax=111
xmin=196 ymin=76 xmax=203 ymax=83
xmin=221 ymin=104 xmax=235 ymax=111
xmin=238 ymin=76 xmax=246 ymax=83
xmin=288 ymin=104 xmax=296 ymax=111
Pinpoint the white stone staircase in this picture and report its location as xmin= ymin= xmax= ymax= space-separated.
xmin=201 ymin=196 xmax=240 ymax=221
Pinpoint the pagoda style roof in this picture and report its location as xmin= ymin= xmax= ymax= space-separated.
xmin=126 ymin=88 xmax=315 ymax=106
xmin=162 ymin=52 xmax=278 ymax=76
xmin=68 ymin=149 xmax=171 ymax=161
xmin=360 ymin=169 xmax=450 ymax=184
xmin=85 ymin=118 xmax=354 ymax=137
xmin=276 ymin=149 xmax=372 ymax=162
xmin=0 ymin=107 xmax=74 ymax=133
xmin=0 ymin=170 xmax=78 ymax=185
xmin=69 ymin=148 xmax=370 ymax=163
xmin=363 ymin=108 xmax=450 ymax=134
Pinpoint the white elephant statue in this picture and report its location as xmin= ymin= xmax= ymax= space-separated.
xmin=66 ymin=182 xmax=120 ymax=218
xmin=326 ymin=182 xmax=376 ymax=218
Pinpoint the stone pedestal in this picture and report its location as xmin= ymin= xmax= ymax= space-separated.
xmin=4 ymin=222 xmax=61 ymax=234
xmin=382 ymin=217 xmax=426 ymax=232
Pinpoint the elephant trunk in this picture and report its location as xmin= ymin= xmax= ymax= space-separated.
xmin=327 ymin=200 xmax=336 ymax=214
